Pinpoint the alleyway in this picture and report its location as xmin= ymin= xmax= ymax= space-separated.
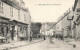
xmin=11 ymin=38 xmax=79 ymax=50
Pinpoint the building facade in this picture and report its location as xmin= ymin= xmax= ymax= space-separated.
xmin=55 ymin=10 xmax=73 ymax=38
xmin=41 ymin=22 xmax=55 ymax=36
xmin=0 ymin=0 xmax=31 ymax=42
xmin=54 ymin=0 xmax=80 ymax=40
xmin=72 ymin=0 xmax=80 ymax=39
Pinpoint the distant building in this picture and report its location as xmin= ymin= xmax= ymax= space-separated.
xmin=54 ymin=0 xmax=80 ymax=40
xmin=55 ymin=8 xmax=74 ymax=38
xmin=40 ymin=22 xmax=56 ymax=36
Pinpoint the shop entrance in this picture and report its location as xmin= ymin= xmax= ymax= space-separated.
xmin=11 ymin=26 xmax=15 ymax=40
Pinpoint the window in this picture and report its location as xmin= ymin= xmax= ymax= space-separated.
xmin=0 ymin=2 xmax=2 ymax=9
xmin=0 ymin=1 xmax=4 ymax=13
xmin=10 ymin=7 xmax=13 ymax=17
xmin=1 ymin=2 xmax=3 ymax=10
xmin=18 ymin=10 xmax=20 ymax=19
xmin=24 ymin=14 xmax=26 ymax=21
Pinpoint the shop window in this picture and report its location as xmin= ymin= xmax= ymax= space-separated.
xmin=6 ymin=27 xmax=8 ymax=33
xmin=0 ymin=26 xmax=2 ymax=36
xmin=0 ymin=25 xmax=9 ymax=37
xmin=1 ymin=27 xmax=4 ymax=36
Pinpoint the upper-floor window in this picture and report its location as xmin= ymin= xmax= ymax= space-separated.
xmin=10 ymin=7 xmax=13 ymax=17
xmin=0 ymin=1 xmax=4 ymax=13
xmin=24 ymin=14 xmax=26 ymax=21
xmin=18 ymin=10 xmax=20 ymax=19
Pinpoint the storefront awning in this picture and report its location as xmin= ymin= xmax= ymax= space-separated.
xmin=0 ymin=18 xmax=9 ymax=24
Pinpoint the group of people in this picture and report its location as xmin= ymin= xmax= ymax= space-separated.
xmin=43 ymin=35 xmax=54 ymax=44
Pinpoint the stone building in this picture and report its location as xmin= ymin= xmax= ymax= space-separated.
xmin=72 ymin=0 xmax=80 ymax=39
xmin=55 ymin=9 xmax=73 ymax=38
xmin=0 ymin=0 xmax=31 ymax=43
xmin=40 ymin=22 xmax=55 ymax=36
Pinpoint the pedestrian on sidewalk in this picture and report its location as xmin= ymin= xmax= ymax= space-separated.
xmin=49 ymin=36 xmax=53 ymax=44
xmin=73 ymin=44 xmax=76 ymax=48
xmin=30 ymin=36 xmax=32 ymax=41
xmin=43 ymin=35 xmax=46 ymax=40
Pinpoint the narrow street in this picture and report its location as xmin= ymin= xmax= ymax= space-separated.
xmin=0 ymin=0 xmax=80 ymax=50
xmin=11 ymin=38 xmax=79 ymax=50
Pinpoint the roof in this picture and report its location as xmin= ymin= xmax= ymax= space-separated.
xmin=1 ymin=0 xmax=28 ymax=12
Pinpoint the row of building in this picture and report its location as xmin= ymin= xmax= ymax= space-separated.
xmin=40 ymin=22 xmax=56 ymax=36
xmin=40 ymin=0 xmax=80 ymax=40
xmin=54 ymin=0 xmax=80 ymax=40
xmin=0 ymin=0 xmax=31 ymax=43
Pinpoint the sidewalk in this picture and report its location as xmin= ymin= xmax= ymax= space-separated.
xmin=67 ymin=39 xmax=80 ymax=47
xmin=0 ymin=39 xmax=43 ymax=50
xmin=57 ymin=38 xmax=80 ymax=48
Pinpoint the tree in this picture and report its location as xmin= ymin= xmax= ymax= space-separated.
xmin=31 ymin=22 xmax=41 ymax=38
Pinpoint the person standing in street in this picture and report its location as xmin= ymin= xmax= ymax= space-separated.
xmin=30 ymin=35 xmax=32 ymax=41
xmin=49 ymin=36 xmax=52 ymax=43
xmin=43 ymin=35 xmax=46 ymax=40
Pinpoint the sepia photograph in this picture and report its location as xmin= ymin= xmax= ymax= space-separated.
xmin=0 ymin=0 xmax=80 ymax=50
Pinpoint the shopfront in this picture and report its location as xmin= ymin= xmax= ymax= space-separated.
xmin=17 ymin=22 xmax=28 ymax=41
xmin=0 ymin=17 xmax=10 ymax=43
xmin=9 ymin=20 xmax=18 ymax=42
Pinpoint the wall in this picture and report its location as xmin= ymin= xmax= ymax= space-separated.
xmin=0 ymin=1 xmax=31 ymax=25
xmin=0 ymin=1 xmax=31 ymax=41
xmin=55 ymin=13 xmax=71 ymax=37
xmin=73 ymin=0 xmax=80 ymax=38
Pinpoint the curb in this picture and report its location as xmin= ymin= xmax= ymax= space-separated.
xmin=0 ymin=40 xmax=43 ymax=50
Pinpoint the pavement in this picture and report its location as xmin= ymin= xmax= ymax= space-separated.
xmin=0 ymin=39 xmax=43 ymax=50
xmin=56 ymin=38 xmax=80 ymax=49
xmin=64 ymin=38 xmax=80 ymax=48
xmin=10 ymin=38 xmax=80 ymax=50
xmin=0 ymin=38 xmax=80 ymax=50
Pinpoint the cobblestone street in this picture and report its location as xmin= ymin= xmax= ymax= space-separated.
xmin=0 ymin=0 xmax=80 ymax=50
xmin=10 ymin=38 xmax=80 ymax=50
